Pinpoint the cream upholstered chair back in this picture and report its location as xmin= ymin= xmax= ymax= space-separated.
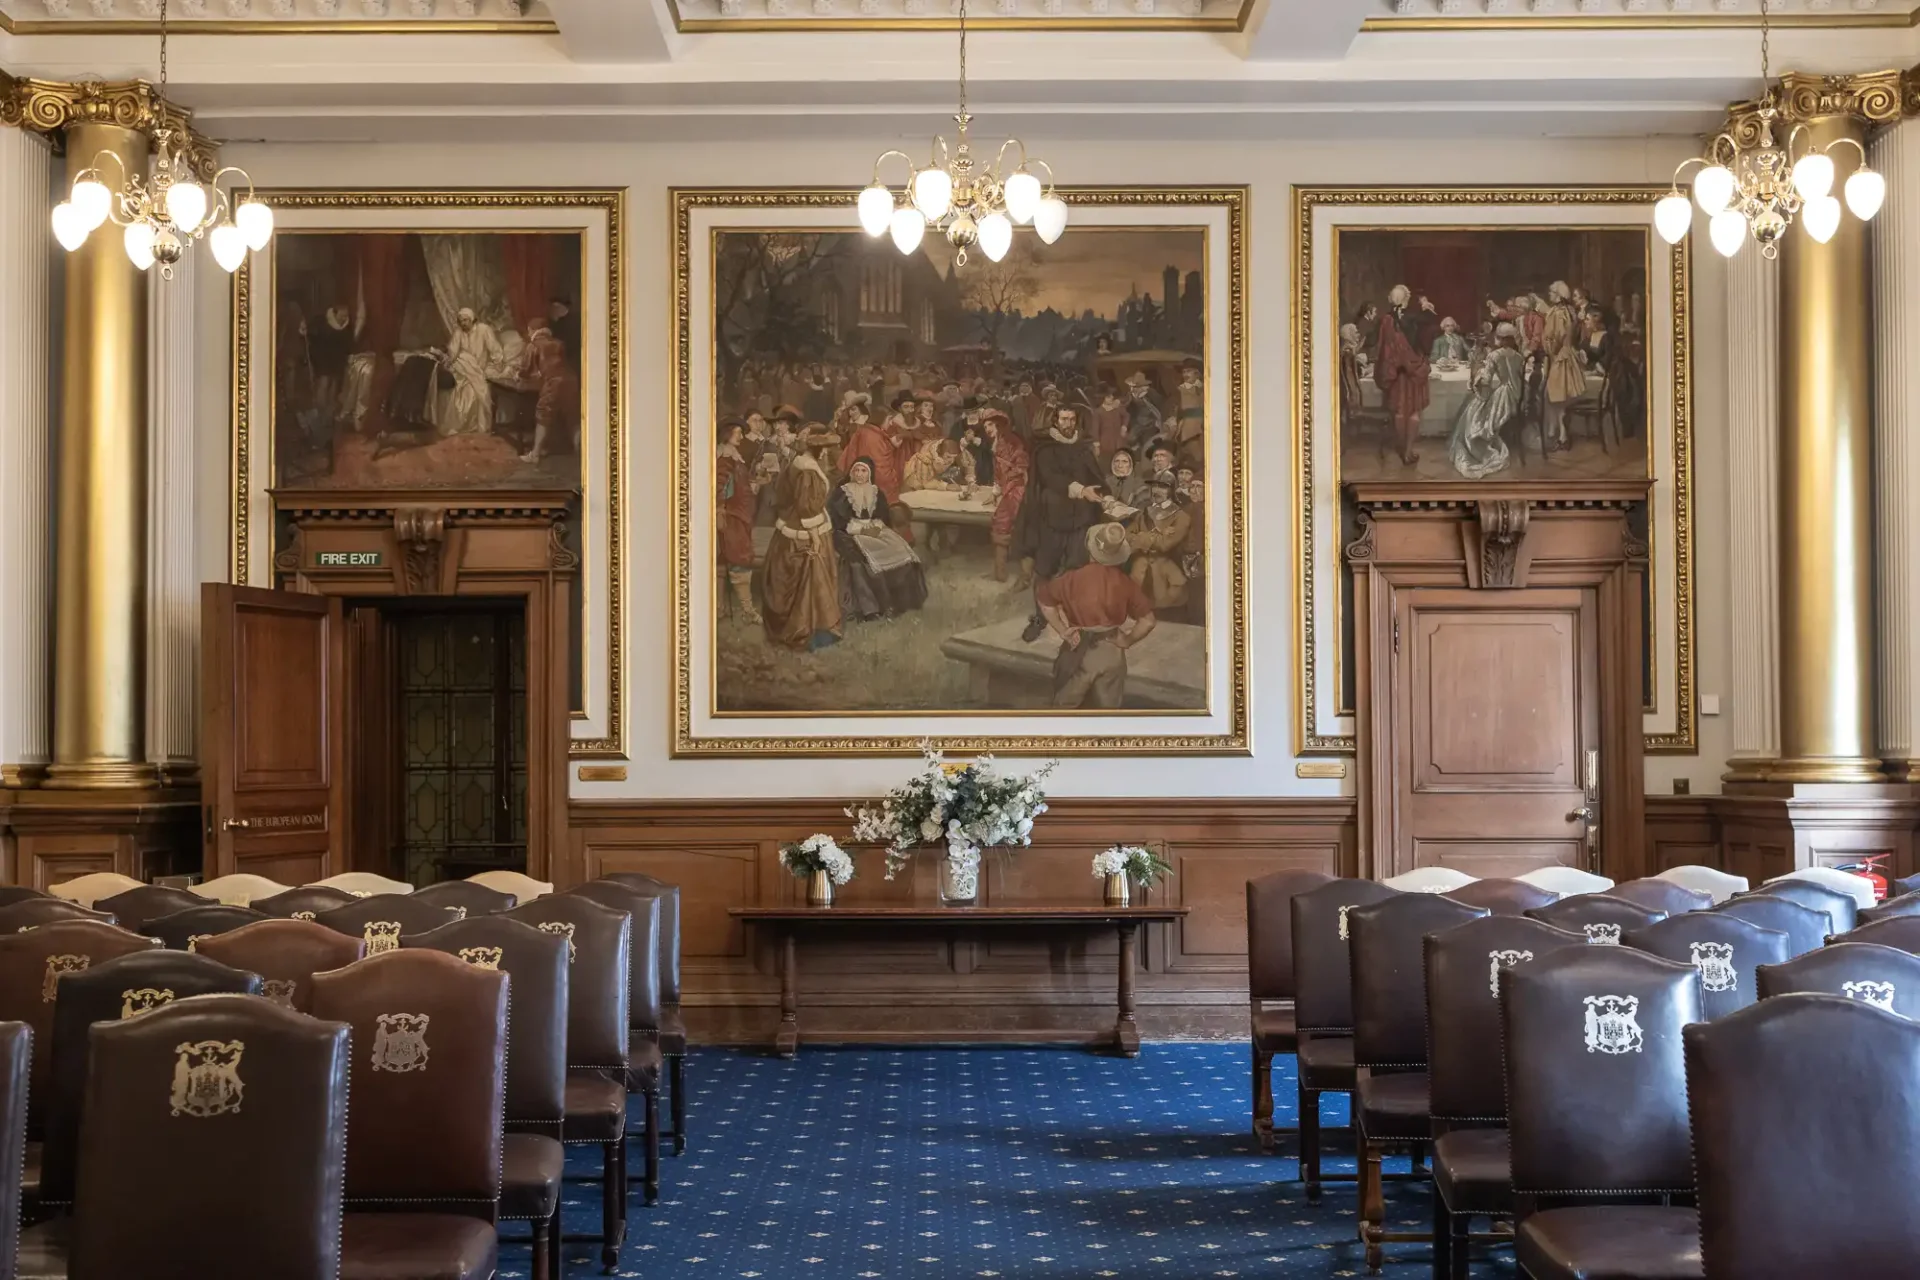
xmin=47 ymin=873 xmax=143 ymax=909
xmin=1381 ymin=867 xmax=1478 ymax=894
xmin=307 ymin=872 xmax=413 ymax=898
xmin=1764 ymin=867 xmax=1877 ymax=911
xmin=1514 ymin=866 xmax=1615 ymax=896
xmin=1654 ymin=864 xmax=1749 ymax=904
xmin=468 ymin=870 xmax=553 ymax=902
xmin=190 ymin=874 xmax=293 ymax=907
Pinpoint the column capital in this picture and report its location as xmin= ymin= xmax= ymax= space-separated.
xmin=1720 ymin=70 xmax=1909 ymax=147
xmin=0 ymin=73 xmax=215 ymax=176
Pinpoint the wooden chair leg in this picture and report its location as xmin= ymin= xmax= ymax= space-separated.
xmin=1431 ymin=1188 xmax=1452 ymax=1280
xmin=1450 ymin=1208 xmax=1471 ymax=1280
xmin=644 ymin=1088 xmax=661 ymax=1205
xmin=1299 ymin=1081 xmax=1321 ymax=1198
xmin=1361 ymin=1135 xmax=1385 ymax=1273
xmin=531 ymin=1218 xmax=551 ymax=1280
xmin=1252 ymin=1046 xmax=1274 ymax=1151
xmin=601 ymin=1143 xmax=623 ymax=1273
xmin=670 ymin=1054 xmax=688 ymax=1155
xmin=549 ymin=1207 xmax=564 ymax=1280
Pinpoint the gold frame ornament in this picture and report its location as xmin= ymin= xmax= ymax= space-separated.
xmin=1291 ymin=185 xmax=1696 ymax=756
xmin=227 ymin=187 xmax=626 ymax=758
xmin=671 ymin=185 xmax=1250 ymax=758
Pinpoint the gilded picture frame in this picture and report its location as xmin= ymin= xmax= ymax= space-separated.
xmin=671 ymin=186 xmax=1249 ymax=757
xmin=228 ymin=187 xmax=626 ymax=758
xmin=1292 ymin=185 xmax=1696 ymax=756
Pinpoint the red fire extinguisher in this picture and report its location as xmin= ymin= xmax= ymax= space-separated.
xmin=1834 ymin=855 xmax=1891 ymax=902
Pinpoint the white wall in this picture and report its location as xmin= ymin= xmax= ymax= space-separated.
xmin=192 ymin=133 xmax=1730 ymax=800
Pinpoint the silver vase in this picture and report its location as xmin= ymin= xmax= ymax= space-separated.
xmin=806 ymin=869 xmax=834 ymax=907
xmin=1103 ymin=872 xmax=1131 ymax=907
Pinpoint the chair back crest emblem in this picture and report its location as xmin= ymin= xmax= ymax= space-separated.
xmin=362 ymin=921 xmax=402 ymax=955
xmin=171 ymin=1039 xmax=245 ymax=1117
xmin=1843 ymin=979 xmax=1897 ymax=1011
xmin=372 ymin=1012 xmax=431 ymax=1073
xmin=1583 ymin=994 xmax=1643 ymax=1054
xmin=1337 ymin=905 xmax=1354 ymax=941
xmin=291 ymin=911 xmax=317 ymax=922
xmin=186 ymin=934 xmax=213 ymax=953
xmin=42 ymin=954 xmax=88 ymax=1002
xmin=457 ymin=945 xmax=503 ymax=971
xmin=260 ymin=978 xmax=298 ymax=1008
xmin=1583 ymin=923 xmax=1623 ymax=946
xmin=1688 ymin=941 xmax=1737 ymax=993
xmin=450 ymin=907 xmax=469 ymax=921
xmin=120 ymin=987 xmax=175 ymax=1019
xmin=536 ymin=920 xmax=577 ymax=962
xmin=1488 ymin=948 xmax=1534 ymax=998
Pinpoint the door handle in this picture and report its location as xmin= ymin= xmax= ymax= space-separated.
xmin=1566 ymin=807 xmax=1593 ymax=823
xmin=221 ymin=817 xmax=252 ymax=832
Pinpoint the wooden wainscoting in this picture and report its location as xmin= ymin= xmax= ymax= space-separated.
xmin=567 ymin=798 xmax=1358 ymax=1045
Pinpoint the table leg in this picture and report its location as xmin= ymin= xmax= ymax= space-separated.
xmin=1114 ymin=921 xmax=1141 ymax=1057
xmin=776 ymin=928 xmax=800 ymax=1058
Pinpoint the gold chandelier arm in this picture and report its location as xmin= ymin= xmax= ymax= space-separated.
xmin=1705 ymin=132 xmax=1740 ymax=168
xmin=869 ymin=149 xmax=916 ymax=187
xmin=1026 ymin=157 xmax=1057 ymax=195
xmin=1824 ymin=135 xmax=1871 ymax=172
xmin=990 ymin=137 xmax=1028 ymax=179
xmin=1668 ymin=155 xmax=1709 ymax=191
xmin=929 ymin=134 xmax=950 ymax=171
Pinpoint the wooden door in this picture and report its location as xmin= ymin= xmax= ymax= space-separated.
xmin=1389 ymin=586 xmax=1600 ymax=879
xmin=200 ymin=585 xmax=345 ymax=886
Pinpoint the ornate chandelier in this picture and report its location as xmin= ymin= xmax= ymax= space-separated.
xmin=48 ymin=0 xmax=272 ymax=279
xmin=855 ymin=0 xmax=1066 ymax=266
xmin=1654 ymin=6 xmax=1882 ymax=259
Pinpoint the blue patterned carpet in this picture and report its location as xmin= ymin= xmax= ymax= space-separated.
xmin=513 ymin=1044 xmax=1518 ymax=1278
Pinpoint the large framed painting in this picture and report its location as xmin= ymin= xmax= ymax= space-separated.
xmin=1292 ymin=186 xmax=1696 ymax=756
xmin=672 ymin=187 xmax=1248 ymax=757
xmin=230 ymin=189 xmax=625 ymax=756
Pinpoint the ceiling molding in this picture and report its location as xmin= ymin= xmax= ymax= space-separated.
xmin=0 ymin=0 xmax=555 ymax=35
xmin=1363 ymin=1 xmax=1920 ymax=32
xmin=666 ymin=0 xmax=1255 ymax=33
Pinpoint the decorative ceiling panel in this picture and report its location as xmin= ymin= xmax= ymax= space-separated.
xmin=0 ymin=0 xmax=553 ymax=32
xmin=1365 ymin=0 xmax=1919 ymax=29
xmin=667 ymin=0 xmax=1253 ymax=32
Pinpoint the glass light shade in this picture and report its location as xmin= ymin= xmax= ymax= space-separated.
xmin=1790 ymin=151 xmax=1835 ymax=201
xmin=1033 ymin=195 xmax=1068 ymax=245
xmin=889 ymin=206 xmax=926 ymax=255
xmin=210 ymin=222 xmax=248 ymax=272
xmin=1845 ymin=167 xmax=1886 ymax=221
xmin=235 ymin=200 xmax=275 ymax=251
xmin=1803 ymin=194 xmax=1842 ymax=245
xmin=911 ymin=168 xmax=953 ymax=222
xmin=857 ymin=184 xmax=894 ymax=237
xmin=70 ymin=178 xmax=112 ymax=231
xmin=50 ymin=202 xmax=89 ymax=252
xmin=1708 ymin=208 xmax=1747 ymax=258
xmin=1693 ymin=165 xmax=1737 ymax=216
xmin=977 ymin=212 xmax=1013 ymax=262
xmin=165 ymin=180 xmax=208 ymax=234
xmin=1003 ymin=171 xmax=1042 ymax=225
xmin=1653 ymin=193 xmax=1693 ymax=245
xmin=123 ymin=221 xmax=156 ymax=271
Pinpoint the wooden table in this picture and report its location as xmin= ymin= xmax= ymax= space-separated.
xmin=730 ymin=904 xmax=1189 ymax=1058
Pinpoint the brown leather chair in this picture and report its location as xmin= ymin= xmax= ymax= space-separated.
xmin=1755 ymin=940 xmax=1920 ymax=1017
xmin=412 ymin=880 xmax=519 ymax=917
xmin=0 ymin=888 xmax=47 ymax=910
xmin=310 ymin=949 xmax=507 ymax=1280
xmin=565 ymin=879 xmax=666 ymax=1203
xmin=1607 ymin=878 xmax=1712 ymax=917
xmin=194 ymin=918 xmax=367 ymax=1012
xmin=1443 ymin=878 xmax=1558 ymax=916
xmin=314 ymin=893 xmax=465 ymax=956
xmin=1683 ymin=994 xmax=1920 ymax=1279
xmin=1503 ymin=947 xmax=1705 ymax=1280
xmin=1245 ymin=869 xmax=1334 ymax=1152
xmin=600 ymin=871 xmax=688 ymax=1154
xmin=0 ymin=900 xmax=114 ymax=934
xmin=39 ymin=950 xmax=262 ymax=1208
xmin=1346 ymin=893 xmax=1486 ymax=1271
xmin=507 ymin=893 xmax=633 ymax=1271
xmin=1713 ymin=895 xmax=1831 ymax=957
xmin=18 ymin=994 xmax=351 ymax=1280
xmin=252 ymin=885 xmax=362 ymax=920
xmin=1897 ymin=873 xmax=1920 ymax=898
xmin=1290 ymin=877 xmax=1398 ymax=1199
xmin=1425 ymin=916 xmax=1587 ymax=1280
xmin=1523 ymin=893 xmax=1666 ymax=945
xmin=0 ymin=1023 xmax=30 ymax=1280
xmin=1858 ymin=889 xmax=1920 ymax=925
xmin=1835 ymin=914 xmax=1920 ymax=954
xmin=92 ymin=885 xmax=204 ymax=933
xmin=146 ymin=903 xmax=270 ymax=951
xmin=408 ymin=916 xmax=568 ymax=1280
xmin=1745 ymin=879 xmax=1858 ymax=934
xmin=1622 ymin=913 xmax=1791 ymax=1022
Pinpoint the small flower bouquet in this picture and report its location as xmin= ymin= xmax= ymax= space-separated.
xmin=780 ymin=834 xmax=855 ymax=906
xmin=847 ymin=744 xmax=1058 ymax=904
xmin=1092 ymin=843 xmax=1172 ymax=906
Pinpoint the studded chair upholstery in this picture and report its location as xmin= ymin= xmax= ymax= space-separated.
xmin=1684 ymin=995 xmax=1920 ymax=1279
xmin=565 ymin=880 xmax=666 ymax=1203
xmin=1745 ymin=879 xmax=1858 ymax=935
xmin=310 ymin=950 xmax=507 ymax=1280
xmin=1858 ymin=890 xmax=1920 ymax=925
xmin=1712 ymin=895 xmax=1831 ymax=958
xmin=92 ymin=886 xmax=205 ymax=934
xmin=40 ymin=951 xmax=262 ymax=1208
xmin=1290 ymin=877 xmax=1399 ymax=1199
xmin=145 ymin=904 xmax=270 ymax=951
xmin=1622 ymin=913 xmax=1791 ymax=1022
xmin=1244 ymin=869 xmax=1334 ymax=1152
xmin=1424 ymin=917 xmax=1588 ymax=1280
xmin=0 ymin=1023 xmax=30 ymax=1280
xmin=314 ymin=894 xmax=465 ymax=958
xmin=1503 ymin=948 xmax=1705 ymax=1280
xmin=1755 ymin=941 xmax=1920 ymax=1018
xmin=1607 ymin=879 xmax=1712 ymax=916
xmin=506 ymin=894 xmax=633 ymax=1271
xmin=252 ymin=886 xmax=362 ymax=920
xmin=193 ymin=919 xmax=367 ymax=1012
xmin=412 ymin=880 xmax=518 ymax=917
xmin=0 ymin=889 xmax=48 ymax=910
xmin=1835 ymin=914 xmax=1920 ymax=955
xmin=408 ymin=916 xmax=569 ymax=1280
xmin=1346 ymin=894 xmax=1486 ymax=1271
xmin=1444 ymin=878 xmax=1559 ymax=916
xmin=599 ymin=872 xmax=689 ymax=1154
xmin=0 ymin=900 xmax=114 ymax=934
xmin=1524 ymin=894 xmax=1666 ymax=946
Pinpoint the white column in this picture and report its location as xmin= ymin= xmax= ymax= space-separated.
xmin=147 ymin=249 xmax=200 ymax=781
xmin=0 ymin=127 xmax=55 ymax=785
xmin=1873 ymin=118 xmax=1920 ymax=774
xmin=1723 ymin=241 xmax=1780 ymax=771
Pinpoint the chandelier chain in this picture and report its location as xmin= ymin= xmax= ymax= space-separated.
xmin=158 ymin=0 xmax=169 ymax=103
xmin=1758 ymin=0 xmax=1769 ymax=89
xmin=956 ymin=0 xmax=968 ymax=122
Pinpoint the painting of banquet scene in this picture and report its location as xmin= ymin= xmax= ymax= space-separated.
xmin=710 ymin=227 xmax=1211 ymax=715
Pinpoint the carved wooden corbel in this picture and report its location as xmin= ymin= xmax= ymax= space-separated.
xmin=1344 ymin=511 xmax=1377 ymax=564
xmin=1472 ymin=499 xmax=1531 ymax=588
xmin=394 ymin=506 xmax=448 ymax=595
xmin=548 ymin=516 xmax=580 ymax=572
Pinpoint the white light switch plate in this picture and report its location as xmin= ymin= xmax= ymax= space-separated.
xmin=1699 ymin=694 xmax=1721 ymax=716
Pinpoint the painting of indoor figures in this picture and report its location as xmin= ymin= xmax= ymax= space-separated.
xmin=1336 ymin=227 xmax=1652 ymax=484
xmin=271 ymin=230 xmax=585 ymax=492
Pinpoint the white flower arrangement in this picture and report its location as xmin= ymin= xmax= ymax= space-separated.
xmin=1091 ymin=843 xmax=1172 ymax=888
xmin=779 ymin=833 xmax=856 ymax=885
xmin=847 ymin=745 xmax=1059 ymax=892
